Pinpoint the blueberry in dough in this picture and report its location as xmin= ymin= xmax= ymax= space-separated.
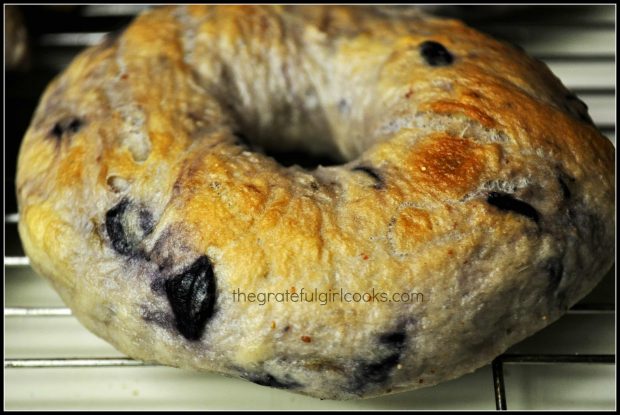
xmin=486 ymin=192 xmax=540 ymax=223
xmin=419 ymin=40 xmax=454 ymax=66
xmin=165 ymin=256 xmax=217 ymax=341
xmin=49 ymin=117 xmax=83 ymax=140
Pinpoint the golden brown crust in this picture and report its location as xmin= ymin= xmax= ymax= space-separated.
xmin=17 ymin=5 xmax=614 ymax=399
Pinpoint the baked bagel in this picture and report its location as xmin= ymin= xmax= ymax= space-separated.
xmin=16 ymin=5 xmax=614 ymax=400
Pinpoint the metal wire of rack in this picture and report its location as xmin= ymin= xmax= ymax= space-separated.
xmin=4 ymin=5 xmax=616 ymax=410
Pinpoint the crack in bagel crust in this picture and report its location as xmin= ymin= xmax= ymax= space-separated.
xmin=15 ymin=5 xmax=614 ymax=400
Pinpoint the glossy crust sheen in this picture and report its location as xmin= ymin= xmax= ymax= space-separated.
xmin=16 ymin=5 xmax=614 ymax=399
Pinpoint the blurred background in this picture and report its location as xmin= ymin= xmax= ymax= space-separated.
xmin=4 ymin=5 xmax=616 ymax=410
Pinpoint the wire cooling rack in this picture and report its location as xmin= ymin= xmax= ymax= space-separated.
xmin=4 ymin=5 xmax=616 ymax=410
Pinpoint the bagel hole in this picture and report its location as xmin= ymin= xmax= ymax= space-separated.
xmin=234 ymin=131 xmax=344 ymax=169
xmin=213 ymin=66 xmax=347 ymax=169
xmin=262 ymin=149 xmax=342 ymax=168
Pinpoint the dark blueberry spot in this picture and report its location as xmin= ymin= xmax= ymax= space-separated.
xmin=105 ymin=198 xmax=132 ymax=255
xmin=358 ymin=353 xmax=401 ymax=384
xmin=105 ymin=198 xmax=154 ymax=256
xmin=419 ymin=40 xmax=454 ymax=67
xmin=165 ymin=256 xmax=217 ymax=341
xmin=49 ymin=117 xmax=83 ymax=140
xmin=558 ymin=177 xmax=571 ymax=200
xmin=378 ymin=330 xmax=406 ymax=348
xmin=244 ymin=373 xmax=301 ymax=390
xmin=352 ymin=166 xmax=384 ymax=189
xmin=69 ymin=119 xmax=82 ymax=132
xmin=51 ymin=124 xmax=64 ymax=139
xmin=487 ymin=192 xmax=540 ymax=223
xmin=545 ymin=257 xmax=564 ymax=292
xmin=349 ymin=330 xmax=407 ymax=393
xmin=139 ymin=209 xmax=154 ymax=235
xmin=349 ymin=352 xmax=402 ymax=395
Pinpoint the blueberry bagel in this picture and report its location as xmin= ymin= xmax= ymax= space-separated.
xmin=16 ymin=5 xmax=614 ymax=399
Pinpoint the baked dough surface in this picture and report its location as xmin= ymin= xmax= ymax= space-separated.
xmin=17 ymin=5 xmax=614 ymax=399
